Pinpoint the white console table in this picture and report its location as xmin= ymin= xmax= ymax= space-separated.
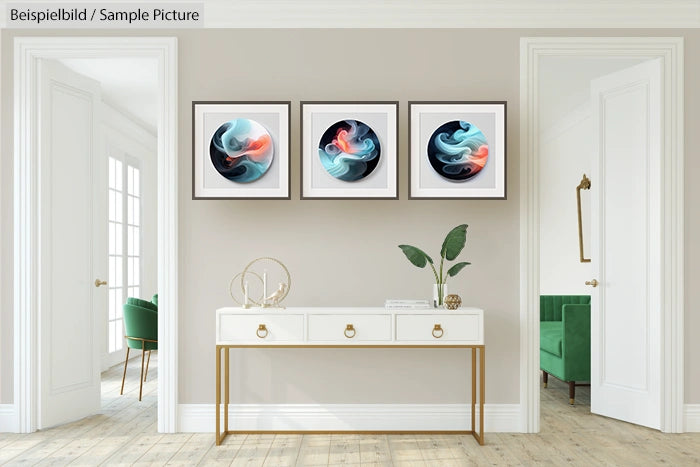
xmin=215 ymin=307 xmax=485 ymax=445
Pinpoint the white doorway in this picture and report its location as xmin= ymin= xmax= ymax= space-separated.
xmin=28 ymin=55 xmax=157 ymax=429
xmin=520 ymin=37 xmax=685 ymax=433
xmin=50 ymin=57 xmax=160 ymax=419
xmin=13 ymin=37 xmax=178 ymax=433
xmin=53 ymin=57 xmax=161 ymax=372
xmin=537 ymin=56 xmax=663 ymax=429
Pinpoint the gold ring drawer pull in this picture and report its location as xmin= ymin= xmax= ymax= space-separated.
xmin=432 ymin=324 xmax=444 ymax=339
xmin=344 ymin=324 xmax=356 ymax=339
xmin=256 ymin=324 xmax=268 ymax=339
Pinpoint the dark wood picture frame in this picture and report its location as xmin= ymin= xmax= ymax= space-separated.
xmin=408 ymin=101 xmax=507 ymax=200
xmin=300 ymin=101 xmax=399 ymax=200
xmin=192 ymin=101 xmax=291 ymax=200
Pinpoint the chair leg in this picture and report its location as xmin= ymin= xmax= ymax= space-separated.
xmin=139 ymin=342 xmax=146 ymax=401
xmin=569 ymin=381 xmax=575 ymax=405
xmin=542 ymin=370 xmax=548 ymax=388
xmin=144 ymin=350 xmax=151 ymax=382
xmin=120 ymin=347 xmax=130 ymax=395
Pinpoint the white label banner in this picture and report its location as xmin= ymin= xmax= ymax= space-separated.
xmin=6 ymin=3 xmax=203 ymax=28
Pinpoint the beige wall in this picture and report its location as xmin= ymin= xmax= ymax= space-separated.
xmin=1 ymin=29 xmax=699 ymax=408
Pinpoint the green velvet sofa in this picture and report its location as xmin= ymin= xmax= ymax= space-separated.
xmin=540 ymin=295 xmax=591 ymax=404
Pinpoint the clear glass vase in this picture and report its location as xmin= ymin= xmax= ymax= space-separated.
xmin=433 ymin=283 xmax=448 ymax=308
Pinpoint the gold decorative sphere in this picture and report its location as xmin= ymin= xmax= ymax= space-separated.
xmin=444 ymin=294 xmax=462 ymax=310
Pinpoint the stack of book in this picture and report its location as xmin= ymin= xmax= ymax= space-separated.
xmin=385 ymin=299 xmax=431 ymax=309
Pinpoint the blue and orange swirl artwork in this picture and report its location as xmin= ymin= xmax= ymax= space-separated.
xmin=427 ymin=121 xmax=488 ymax=181
xmin=318 ymin=120 xmax=381 ymax=182
xmin=210 ymin=118 xmax=274 ymax=183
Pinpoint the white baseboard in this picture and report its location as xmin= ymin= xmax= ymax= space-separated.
xmin=0 ymin=404 xmax=17 ymax=432
xmin=178 ymin=403 xmax=521 ymax=433
xmin=685 ymin=404 xmax=700 ymax=432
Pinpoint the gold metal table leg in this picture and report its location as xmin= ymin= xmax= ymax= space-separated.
xmin=225 ymin=347 xmax=230 ymax=434
xmin=216 ymin=346 xmax=221 ymax=445
xmin=471 ymin=347 xmax=476 ymax=434
xmin=213 ymin=344 xmax=485 ymax=446
xmin=479 ymin=346 xmax=485 ymax=445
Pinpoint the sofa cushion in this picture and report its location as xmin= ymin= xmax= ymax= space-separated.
xmin=127 ymin=297 xmax=158 ymax=312
xmin=540 ymin=295 xmax=590 ymax=321
xmin=540 ymin=321 xmax=562 ymax=357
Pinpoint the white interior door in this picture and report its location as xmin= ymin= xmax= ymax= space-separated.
xmin=589 ymin=59 xmax=662 ymax=429
xmin=38 ymin=59 xmax=105 ymax=428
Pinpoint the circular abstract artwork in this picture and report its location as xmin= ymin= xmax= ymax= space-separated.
xmin=318 ymin=120 xmax=381 ymax=182
xmin=427 ymin=121 xmax=489 ymax=181
xmin=209 ymin=118 xmax=274 ymax=183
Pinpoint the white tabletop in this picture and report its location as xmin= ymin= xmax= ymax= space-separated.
xmin=216 ymin=306 xmax=483 ymax=315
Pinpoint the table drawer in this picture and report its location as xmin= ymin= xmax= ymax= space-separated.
xmin=218 ymin=314 xmax=304 ymax=343
xmin=396 ymin=314 xmax=482 ymax=343
xmin=308 ymin=314 xmax=391 ymax=342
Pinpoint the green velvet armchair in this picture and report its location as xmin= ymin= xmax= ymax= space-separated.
xmin=121 ymin=298 xmax=158 ymax=401
xmin=540 ymin=295 xmax=591 ymax=404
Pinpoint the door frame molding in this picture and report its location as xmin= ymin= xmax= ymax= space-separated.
xmin=519 ymin=37 xmax=684 ymax=433
xmin=13 ymin=36 xmax=178 ymax=433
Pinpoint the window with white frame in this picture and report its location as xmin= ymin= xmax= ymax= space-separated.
xmin=108 ymin=156 xmax=141 ymax=354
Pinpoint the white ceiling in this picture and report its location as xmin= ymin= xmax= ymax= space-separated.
xmin=58 ymin=58 xmax=158 ymax=131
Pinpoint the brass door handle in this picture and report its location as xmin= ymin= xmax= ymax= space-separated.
xmin=585 ymin=279 xmax=599 ymax=287
xmin=577 ymin=174 xmax=592 ymax=263
xmin=344 ymin=324 xmax=356 ymax=338
xmin=432 ymin=324 xmax=444 ymax=339
xmin=94 ymin=279 xmax=107 ymax=287
xmin=256 ymin=324 xmax=268 ymax=338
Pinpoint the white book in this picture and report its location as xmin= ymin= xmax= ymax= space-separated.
xmin=385 ymin=302 xmax=431 ymax=309
xmin=384 ymin=299 xmax=429 ymax=305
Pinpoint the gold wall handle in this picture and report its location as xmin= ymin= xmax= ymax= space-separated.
xmin=256 ymin=324 xmax=268 ymax=338
xmin=344 ymin=324 xmax=356 ymax=338
xmin=432 ymin=324 xmax=444 ymax=339
xmin=585 ymin=279 xmax=599 ymax=287
xmin=94 ymin=279 xmax=107 ymax=287
xmin=576 ymin=174 xmax=592 ymax=263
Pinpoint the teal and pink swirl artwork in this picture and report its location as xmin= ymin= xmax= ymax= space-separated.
xmin=210 ymin=118 xmax=274 ymax=183
xmin=427 ymin=121 xmax=488 ymax=181
xmin=318 ymin=120 xmax=381 ymax=182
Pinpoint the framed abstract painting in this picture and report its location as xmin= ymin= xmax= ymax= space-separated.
xmin=192 ymin=101 xmax=290 ymax=199
xmin=409 ymin=101 xmax=506 ymax=199
xmin=301 ymin=101 xmax=398 ymax=199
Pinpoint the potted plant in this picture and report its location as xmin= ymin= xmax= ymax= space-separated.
xmin=398 ymin=224 xmax=471 ymax=307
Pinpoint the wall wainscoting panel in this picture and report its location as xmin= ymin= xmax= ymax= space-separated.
xmin=0 ymin=404 xmax=17 ymax=432
xmin=178 ymin=403 xmax=521 ymax=433
xmin=685 ymin=405 xmax=700 ymax=432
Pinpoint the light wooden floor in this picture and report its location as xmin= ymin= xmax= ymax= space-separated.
xmin=1 ymin=357 xmax=698 ymax=466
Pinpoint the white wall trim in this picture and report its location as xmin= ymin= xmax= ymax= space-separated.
xmin=178 ymin=403 xmax=521 ymax=433
xmin=0 ymin=404 xmax=17 ymax=432
xmin=685 ymin=405 xmax=700 ymax=432
xmin=0 ymin=28 xmax=3 ymax=411
xmin=519 ymin=37 xmax=685 ymax=433
xmin=13 ymin=36 xmax=178 ymax=433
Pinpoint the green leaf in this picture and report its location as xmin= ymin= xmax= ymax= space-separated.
xmin=440 ymin=224 xmax=468 ymax=261
xmin=398 ymin=245 xmax=434 ymax=268
xmin=447 ymin=261 xmax=471 ymax=277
